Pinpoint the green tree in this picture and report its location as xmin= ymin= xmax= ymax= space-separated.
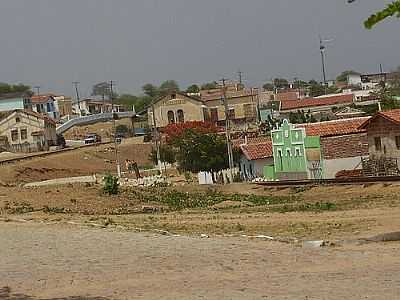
xmin=336 ymin=70 xmax=360 ymax=82
xmin=159 ymin=80 xmax=180 ymax=95
xmin=200 ymin=81 xmax=218 ymax=90
xmin=149 ymin=145 xmax=176 ymax=165
xmin=142 ymin=83 xmax=159 ymax=98
xmin=115 ymin=94 xmax=138 ymax=110
xmin=0 ymin=83 xmax=32 ymax=96
xmin=262 ymin=83 xmax=274 ymax=91
xmin=363 ymin=1 xmax=400 ymax=29
xmin=186 ymin=84 xmax=200 ymax=94
xmin=172 ymin=129 xmax=230 ymax=173
xmin=273 ymin=78 xmax=289 ymax=89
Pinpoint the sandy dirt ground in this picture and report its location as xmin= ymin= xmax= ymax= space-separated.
xmin=1 ymin=222 xmax=400 ymax=300
xmin=62 ymin=119 xmax=147 ymax=141
xmin=0 ymin=138 xmax=152 ymax=185
xmin=2 ymin=181 xmax=400 ymax=299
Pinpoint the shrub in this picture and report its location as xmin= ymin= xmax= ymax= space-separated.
xmin=103 ymin=174 xmax=119 ymax=195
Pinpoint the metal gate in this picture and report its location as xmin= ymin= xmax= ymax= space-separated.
xmin=308 ymin=160 xmax=323 ymax=180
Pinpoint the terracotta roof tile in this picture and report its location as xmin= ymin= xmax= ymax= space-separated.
xmin=296 ymin=117 xmax=370 ymax=137
xmin=359 ymin=109 xmax=400 ymax=129
xmin=31 ymin=94 xmax=54 ymax=104
xmin=201 ymin=89 xmax=257 ymax=102
xmin=232 ymin=136 xmax=271 ymax=149
xmin=281 ymin=94 xmax=354 ymax=110
xmin=240 ymin=140 xmax=273 ymax=161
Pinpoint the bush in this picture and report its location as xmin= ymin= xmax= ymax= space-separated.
xmin=103 ymin=174 xmax=119 ymax=195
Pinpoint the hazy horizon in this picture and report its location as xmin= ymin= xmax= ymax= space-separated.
xmin=0 ymin=0 xmax=399 ymax=98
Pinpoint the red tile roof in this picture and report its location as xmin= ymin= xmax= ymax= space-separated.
xmin=31 ymin=94 xmax=55 ymax=104
xmin=296 ymin=117 xmax=370 ymax=137
xmin=201 ymin=89 xmax=257 ymax=102
xmin=359 ymin=109 xmax=400 ymax=129
xmin=240 ymin=140 xmax=273 ymax=161
xmin=232 ymin=136 xmax=271 ymax=149
xmin=281 ymin=94 xmax=354 ymax=110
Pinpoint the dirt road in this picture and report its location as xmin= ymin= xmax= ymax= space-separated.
xmin=1 ymin=222 xmax=400 ymax=300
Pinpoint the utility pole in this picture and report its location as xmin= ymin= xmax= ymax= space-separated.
xmin=34 ymin=86 xmax=40 ymax=96
xmin=73 ymin=82 xmax=81 ymax=114
xmin=319 ymin=37 xmax=327 ymax=95
xmin=151 ymin=98 xmax=162 ymax=175
xmin=238 ymin=70 xmax=243 ymax=85
xmin=221 ymin=78 xmax=234 ymax=181
xmin=319 ymin=36 xmax=333 ymax=95
xmin=110 ymin=80 xmax=121 ymax=177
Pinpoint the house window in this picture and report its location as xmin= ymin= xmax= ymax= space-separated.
xmin=16 ymin=117 xmax=20 ymax=123
xmin=286 ymin=149 xmax=291 ymax=157
xmin=20 ymin=129 xmax=27 ymax=140
xmin=374 ymin=137 xmax=382 ymax=151
xmin=171 ymin=93 xmax=176 ymax=99
xmin=396 ymin=136 xmax=400 ymax=150
xmin=295 ymin=148 xmax=301 ymax=157
xmin=11 ymin=129 xmax=18 ymax=142
xmin=167 ymin=110 xmax=175 ymax=124
xmin=177 ymin=109 xmax=184 ymax=123
xmin=210 ymin=108 xmax=218 ymax=122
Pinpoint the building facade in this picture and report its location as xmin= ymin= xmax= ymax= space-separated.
xmin=31 ymin=94 xmax=60 ymax=120
xmin=0 ymin=93 xmax=32 ymax=112
xmin=148 ymin=92 xmax=206 ymax=128
xmin=0 ymin=110 xmax=57 ymax=152
xmin=359 ymin=109 xmax=400 ymax=159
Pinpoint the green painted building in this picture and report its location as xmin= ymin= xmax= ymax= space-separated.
xmin=271 ymin=119 xmax=323 ymax=180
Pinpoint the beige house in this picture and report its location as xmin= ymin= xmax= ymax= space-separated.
xmin=0 ymin=110 xmax=57 ymax=153
xmin=148 ymin=89 xmax=259 ymax=130
xmin=148 ymin=92 xmax=206 ymax=128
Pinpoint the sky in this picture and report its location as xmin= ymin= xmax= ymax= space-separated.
xmin=0 ymin=0 xmax=399 ymax=98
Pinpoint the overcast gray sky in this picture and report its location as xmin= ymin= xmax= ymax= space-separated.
xmin=0 ymin=0 xmax=398 ymax=97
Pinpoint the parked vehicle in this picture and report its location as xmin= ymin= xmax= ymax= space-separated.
xmin=84 ymin=133 xmax=102 ymax=144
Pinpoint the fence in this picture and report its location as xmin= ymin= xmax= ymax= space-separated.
xmin=198 ymin=168 xmax=240 ymax=185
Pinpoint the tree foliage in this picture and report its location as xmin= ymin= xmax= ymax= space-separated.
xmin=289 ymin=110 xmax=317 ymax=124
xmin=163 ymin=121 xmax=218 ymax=144
xmin=149 ymin=145 xmax=176 ymax=165
xmin=336 ymin=70 xmax=360 ymax=83
xmin=186 ymin=84 xmax=200 ymax=94
xmin=173 ymin=129 xmax=230 ymax=173
xmin=0 ymin=83 xmax=32 ymax=96
xmin=364 ymin=1 xmax=400 ymax=29
xmin=273 ymin=78 xmax=289 ymax=89
xmin=262 ymin=83 xmax=275 ymax=91
xmin=200 ymin=81 xmax=218 ymax=90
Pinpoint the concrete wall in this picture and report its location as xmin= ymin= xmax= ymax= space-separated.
xmin=240 ymin=156 xmax=273 ymax=179
xmin=323 ymin=156 xmax=365 ymax=179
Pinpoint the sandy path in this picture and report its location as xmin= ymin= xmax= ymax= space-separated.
xmin=1 ymin=222 xmax=400 ymax=299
